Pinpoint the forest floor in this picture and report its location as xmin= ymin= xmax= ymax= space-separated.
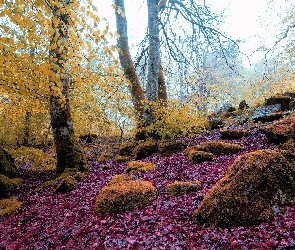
xmin=1 ymin=126 xmax=295 ymax=249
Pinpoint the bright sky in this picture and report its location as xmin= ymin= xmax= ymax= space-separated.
xmin=94 ymin=0 xmax=286 ymax=65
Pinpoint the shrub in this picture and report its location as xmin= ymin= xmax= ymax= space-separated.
xmin=94 ymin=180 xmax=158 ymax=214
xmin=0 ymin=198 xmax=22 ymax=216
xmin=192 ymin=150 xmax=295 ymax=227
xmin=0 ymin=147 xmax=18 ymax=178
xmin=220 ymin=129 xmax=248 ymax=140
xmin=0 ymin=175 xmax=21 ymax=198
xmin=115 ymin=155 xmax=130 ymax=163
xmin=9 ymin=146 xmax=56 ymax=172
xmin=158 ymin=141 xmax=187 ymax=156
xmin=126 ymin=161 xmax=156 ymax=173
xmin=165 ymin=181 xmax=201 ymax=195
xmin=188 ymin=150 xmax=214 ymax=163
xmin=97 ymin=152 xmax=113 ymax=162
xmin=195 ymin=140 xmax=242 ymax=155
xmin=132 ymin=141 xmax=158 ymax=160
xmin=119 ymin=141 xmax=138 ymax=156
xmin=108 ymin=174 xmax=136 ymax=185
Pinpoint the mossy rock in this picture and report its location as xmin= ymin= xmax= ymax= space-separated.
xmin=165 ymin=181 xmax=201 ymax=195
xmin=195 ymin=140 xmax=242 ymax=155
xmin=188 ymin=150 xmax=214 ymax=163
xmin=0 ymin=198 xmax=22 ymax=216
xmin=126 ymin=161 xmax=156 ymax=173
xmin=79 ymin=133 xmax=98 ymax=143
xmin=132 ymin=141 xmax=158 ymax=160
xmin=94 ymin=180 xmax=158 ymax=214
xmin=261 ymin=117 xmax=295 ymax=144
xmin=208 ymin=114 xmax=224 ymax=130
xmin=97 ymin=152 xmax=113 ymax=162
xmin=252 ymin=111 xmax=283 ymax=123
xmin=115 ymin=155 xmax=130 ymax=163
xmin=220 ymin=129 xmax=248 ymax=140
xmin=192 ymin=150 xmax=295 ymax=227
xmin=0 ymin=148 xmax=18 ymax=178
xmin=118 ymin=141 xmax=137 ymax=156
xmin=264 ymin=94 xmax=291 ymax=111
xmin=0 ymin=175 xmax=22 ymax=198
xmin=108 ymin=174 xmax=136 ymax=185
xmin=158 ymin=141 xmax=187 ymax=156
xmin=54 ymin=176 xmax=76 ymax=193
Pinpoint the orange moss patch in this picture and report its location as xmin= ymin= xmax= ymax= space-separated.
xmin=194 ymin=140 xmax=242 ymax=155
xmin=0 ymin=198 xmax=22 ymax=216
xmin=158 ymin=141 xmax=187 ymax=156
xmin=132 ymin=141 xmax=158 ymax=160
xmin=108 ymin=174 xmax=136 ymax=185
xmin=262 ymin=117 xmax=295 ymax=143
xmin=126 ymin=161 xmax=156 ymax=173
xmin=97 ymin=152 xmax=113 ymax=162
xmin=220 ymin=129 xmax=248 ymax=140
xmin=192 ymin=150 xmax=295 ymax=227
xmin=94 ymin=180 xmax=158 ymax=214
xmin=165 ymin=181 xmax=201 ymax=195
xmin=115 ymin=155 xmax=130 ymax=163
xmin=188 ymin=150 xmax=214 ymax=163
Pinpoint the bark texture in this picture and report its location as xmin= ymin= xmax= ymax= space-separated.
xmin=158 ymin=60 xmax=167 ymax=104
xmin=144 ymin=0 xmax=161 ymax=126
xmin=114 ymin=0 xmax=145 ymax=124
xmin=49 ymin=1 xmax=88 ymax=175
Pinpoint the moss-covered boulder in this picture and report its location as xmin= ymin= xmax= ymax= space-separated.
xmin=118 ymin=141 xmax=137 ymax=156
xmin=0 ymin=148 xmax=18 ymax=178
xmin=108 ymin=174 xmax=136 ymax=185
xmin=53 ymin=176 xmax=76 ymax=193
xmin=194 ymin=140 xmax=242 ymax=155
xmin=126 ymin=161 xmax=156 ymax=173
xmin=166 ymin=181 xmax=201 ymax=195
xmin=94 ymin=180 xmax=158 ymax=214
xmin=0 ymin=175 xmax=22 ymax=198
xmin=264 ymin=94 xmax=291 ymax=111
xmin=115 ymin=155 xmax=130 ymax=163
xmin=220 ymin=129 xmax=248 ymax=140
xmin=208 ymin=114 xmax=224 ymax=130
xmin=0 ymin=198 xmax=22 ymax=216
xmin=188 ymin=150 xmax=214 ymax=163
xmin=192 ymin=150 xmax=295 ymax=227
xmin=261 ymin=117 xmax=295 ymax=144
xmin=97 ymin=152 xmax=113 ymax=162
xmin=158 ymin=141 xmax=187 ymax=156
xmin=132 ymin=141 xmax=158 ymax=160
xmin=79 ymin=133 xmax=98 ymax=143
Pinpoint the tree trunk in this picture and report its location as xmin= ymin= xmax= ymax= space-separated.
xmin=158 ymin=60 xmax=167 ymax=105
xmin=49 ymin=1 xmax=88 ymax=175
xmin=144 ymin=0 xmax=161 ymax=126
xmin=22 ymin=110 xmax=31 ymax=146
xmin=114 ymin=0 xmax=145 ymax=125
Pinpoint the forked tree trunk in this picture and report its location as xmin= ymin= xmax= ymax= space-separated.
xmin=49 ymin=1 xmax=88 ymax=175
xmin=144 ymin=0 xmax=161 ymax=126
xmin=114 ymin=0 xmax=145 ymax=125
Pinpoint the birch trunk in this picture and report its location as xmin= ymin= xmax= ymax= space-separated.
xmin=144 ymin=0 xmax=161 ymax=126
xmin=49 ymin=1 xmax=88 ymax=175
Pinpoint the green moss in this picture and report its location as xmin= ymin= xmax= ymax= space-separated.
xmin=126 ymin=161 xmax=156 ymax=173
xmin=192 ymin=150 xmax=295 ymax=227
xmin=0 ymin=147 xmax=18 ymax=178
xmin=194 ymin=140 xmax=242 ymax=155
xmin=132 ymin=141 xmax=158 ymax=160
xmin=9 ymin=146 xmax=56 ymax=172
xmin=158 ymin=141 xmax=187 ymax=156
xmin=0 ymin=174 xmax=21 ymax=198
xmin=118 ymin=142 xmax=138 ymax=156
xmin=188 ymin=150 xmax=214 ymax=163
xmin=97 ymin=152 xmax=113 ymax=162
xmin=166 ymin=181 xmax=201 ymax=195
xmin=94 ymin=180 xmax=158 ymax=214
xmin=0 ymin=198 xmax=22 ymax=216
